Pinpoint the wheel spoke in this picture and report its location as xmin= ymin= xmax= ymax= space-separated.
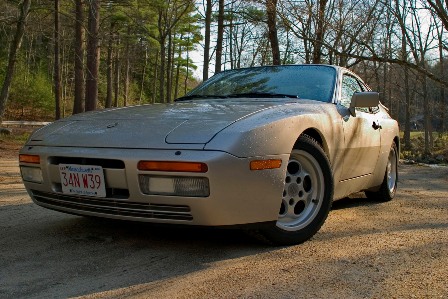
xmin=278 ymin=150 xmax=325 ymax=231
xmin=387 ymin=147 xmax=397 ymax=193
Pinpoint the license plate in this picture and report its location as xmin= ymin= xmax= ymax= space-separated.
xmin=59 ymin=164 xmax=106 ymax=197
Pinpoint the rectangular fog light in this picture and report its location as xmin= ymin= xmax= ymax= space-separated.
xmin=139 ymin=175 xmax=209 ymax=197
xmin=20 ymin=166 xmax=43 ymax=183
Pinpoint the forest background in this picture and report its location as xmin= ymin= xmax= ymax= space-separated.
xmin=0 ymin=0 xmax=447 ymax=160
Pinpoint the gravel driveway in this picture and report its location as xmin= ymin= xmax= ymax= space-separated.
xmin=0 ymin=159 xmax=447 ymax=299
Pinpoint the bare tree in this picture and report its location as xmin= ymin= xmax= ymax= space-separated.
xmin=428 ymin=0 xmax=447 ymax=133
xmin=105 ymin=21 xmax=114 ymax=108
xmin=73 ymin=0 xmax=85 ymax=114
xmin=54 ymin=0 xmax=62 ymax=120
xmin=437 ymin=27 xmax=446 ymax=133
xmin=266 ymin=0 xmax=280 ymax=65
xmin=123 ymin=26 xmax=130 ymax=107
xmin=156 ymin=0 xmax=193 ymax=102
xmin=312 ymin=0 xmax=328 ymax=63
xmin=85 ymin=0 xmax=101 ymax=111
xmin=203 ymin=0 xmax=212 ymax=80
xmin=114 ymin=33 xmax=120 ymax=107
xmin=426 ymin=0 xmax=448 ymax=31
xmin=401 ymin=17 xmax=411 ymax=150
xmin=215 ymin=0 xmax=225 ymax=72
xmin=399 ymin=0 xmax=437 ymax=154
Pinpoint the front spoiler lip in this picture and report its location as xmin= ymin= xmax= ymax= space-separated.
xmin=33 ymin=198 xmax=276 ymax=231
xmin=20 ymin=146 xmax=288 ymax=226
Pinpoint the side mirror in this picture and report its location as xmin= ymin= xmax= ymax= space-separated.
xmin=349 ymin=92 xmax=379 ymax=117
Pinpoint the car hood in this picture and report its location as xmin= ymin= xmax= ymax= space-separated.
xmin=27 ymin=102 xmax=282 ymax=149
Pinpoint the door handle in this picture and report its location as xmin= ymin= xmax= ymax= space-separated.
xmin=372 ymin=121 xmax=382 ymax=130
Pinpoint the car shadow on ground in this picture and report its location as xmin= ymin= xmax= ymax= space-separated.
xmin=75 ymin=215 xmax=266 ymax=248
xmin=0 ymin=203 xmax=275 ymax=298
xmin=331 ymin=194 xmax=383 ymax=210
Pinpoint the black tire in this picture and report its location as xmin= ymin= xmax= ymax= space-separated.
xmin=256 ymin=135 xmax=334 ymax=246
xmin=365 ymin=142 xmax=398 ymax=202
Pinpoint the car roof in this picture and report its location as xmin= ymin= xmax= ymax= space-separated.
xmin=215 ymin=64 xmax=341 ymax=73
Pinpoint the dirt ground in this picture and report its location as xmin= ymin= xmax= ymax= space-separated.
xmin=0 ymin=154 xmax=447 ymax=299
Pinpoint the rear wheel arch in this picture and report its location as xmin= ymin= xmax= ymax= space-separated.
xmin=393 ymin=136 xmax=400 ymax=156
xmin=365 ymin=141 xmax=398 ymax=202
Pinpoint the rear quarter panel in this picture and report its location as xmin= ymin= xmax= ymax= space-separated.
xmin=367 ymin=106 xmax=400 ymax=190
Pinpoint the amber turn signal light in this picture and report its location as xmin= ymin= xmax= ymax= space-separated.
xmin=19 ymin=154 xmax=41 ymax=164
xmin=137 ymin=161 xmax=208 ymax=173
xmin=250 ymin=159 xmax=282 ymax=170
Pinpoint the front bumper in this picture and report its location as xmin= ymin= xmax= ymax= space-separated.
xmin=19 ymin=146 xmax=288 ymax=226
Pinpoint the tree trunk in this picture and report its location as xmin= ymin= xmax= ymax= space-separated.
xmin=373 ymin=60 xmax=381 ymax=96
xmin=105 ymin=22 xmax=114 ymax=108
xmin=303 ymin=10 xmax=311 ymax=64
xmin=203 ymin=0 xmax=212 ymax=81
xmin=62 ymin=40 xmax=69 ymax=118
xmin=387 ymin=19 xmax=393 ymax=115
xmin=282 ymin=29 xmax=291 ymax=64
xmin=139 ymin=48 xmax=148 ymax=104
xmin=441 ymin=70 xmax=446 ymax=134
xmin=85 ymin=0 xmax=101 ymax=112
xmin=123 ymin=26 xmax=130 ymax=107
xmin=402 ymin=29 xmax=411 ymax=150
xmin=174 ymin=34 xmax=183 ymax=100
xmin=0 ymin=0 xmax=32 ymax=121
xmin=158 ymin=9 xmax=166 ymax=102
xmin=438 ymin=28 xmax=446 ymax=134
xmin=152 ymin=49 xmax=159 ymax=104
xmin=166 ymin=30 xmax=173 ymax=103
xmin=73 ymin=0 xmax=85 ymax=114
xmin=184 ymin=38 xmax=189 ymax=94
xmin=215 ymin=0 xmax=224 ymax=73
xmin=114 ymin=33 xmax=120 ymax=107
xmin=266 ymin=0 xmax=280 ymax=65
xmin=312 ymin=0 xmax=327 ymax=64
xmin=229 ymin=1 xmax=234 ymax=69
xmin=170 ymin=35 xmax=176 ymax=101
xmin=382 ymin=62 xmax=388 ymax=108
xmin=159 ymin=36 xmax=166 ymax=102
xmin=422 ymin=68 xmax=430 ymax=155
xmin=54 ymin=0 xmax=62 ymax=120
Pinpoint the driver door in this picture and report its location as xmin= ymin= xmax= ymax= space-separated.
xmin=338 ymin=74 xmax=381 ymax=181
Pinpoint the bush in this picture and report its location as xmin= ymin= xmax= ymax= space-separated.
xmin=400 ymin=132 xmax=448 ymax=164
xmin=6 ymin=68 xmax=54 ymax=120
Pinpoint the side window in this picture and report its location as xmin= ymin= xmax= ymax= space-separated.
xmin=340 ymin=75 xmax=362 ymax=108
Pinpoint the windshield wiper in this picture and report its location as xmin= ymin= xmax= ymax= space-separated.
xmin=175 ymin=92 xmax=299 ymax=102
xmin=174 ymin=95 xmax=228 ymax=102
xmin=224 ymin=92 xmax=299 ymax=99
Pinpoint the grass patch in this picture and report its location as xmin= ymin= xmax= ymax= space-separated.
xmin=0 ymin=132 xmax=30 ymax=144
xmin=0 ymin=127 xmax=33 ymax=149
xmin=400 ymin=131 xmax=448 ymax=163
xmin=399 ymin=131 xmax=447 ymax=139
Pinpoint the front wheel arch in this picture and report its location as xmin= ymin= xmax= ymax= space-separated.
xmin=255 ymin=134 xmax=334 ymax=245
xmin=296 ymin=128 xmax=325 ymax=153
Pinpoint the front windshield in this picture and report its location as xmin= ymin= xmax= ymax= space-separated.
xmin=182 ymin=65 xmax=336 ymax=103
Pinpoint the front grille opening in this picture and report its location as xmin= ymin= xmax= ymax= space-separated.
xmin=48 ymin=157 xmax=125 ymax=169
xmin=31 ymin=190 xmax=193 ymax=221
xmin=109 ymin=188 xmax=129 ymax=198
xmin=52 ymin=183 xmax=129 ymax=199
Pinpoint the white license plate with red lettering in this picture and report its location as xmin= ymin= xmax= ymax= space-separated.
xmin=59 ymin=164 xmax=106 ymax=197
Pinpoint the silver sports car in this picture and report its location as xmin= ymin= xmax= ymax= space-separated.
xmin=19 ymin=64 xmax=399 ymax=245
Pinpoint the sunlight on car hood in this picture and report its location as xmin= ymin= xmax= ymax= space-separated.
xmin=27 ymin=102 xmax=281 ymax=149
